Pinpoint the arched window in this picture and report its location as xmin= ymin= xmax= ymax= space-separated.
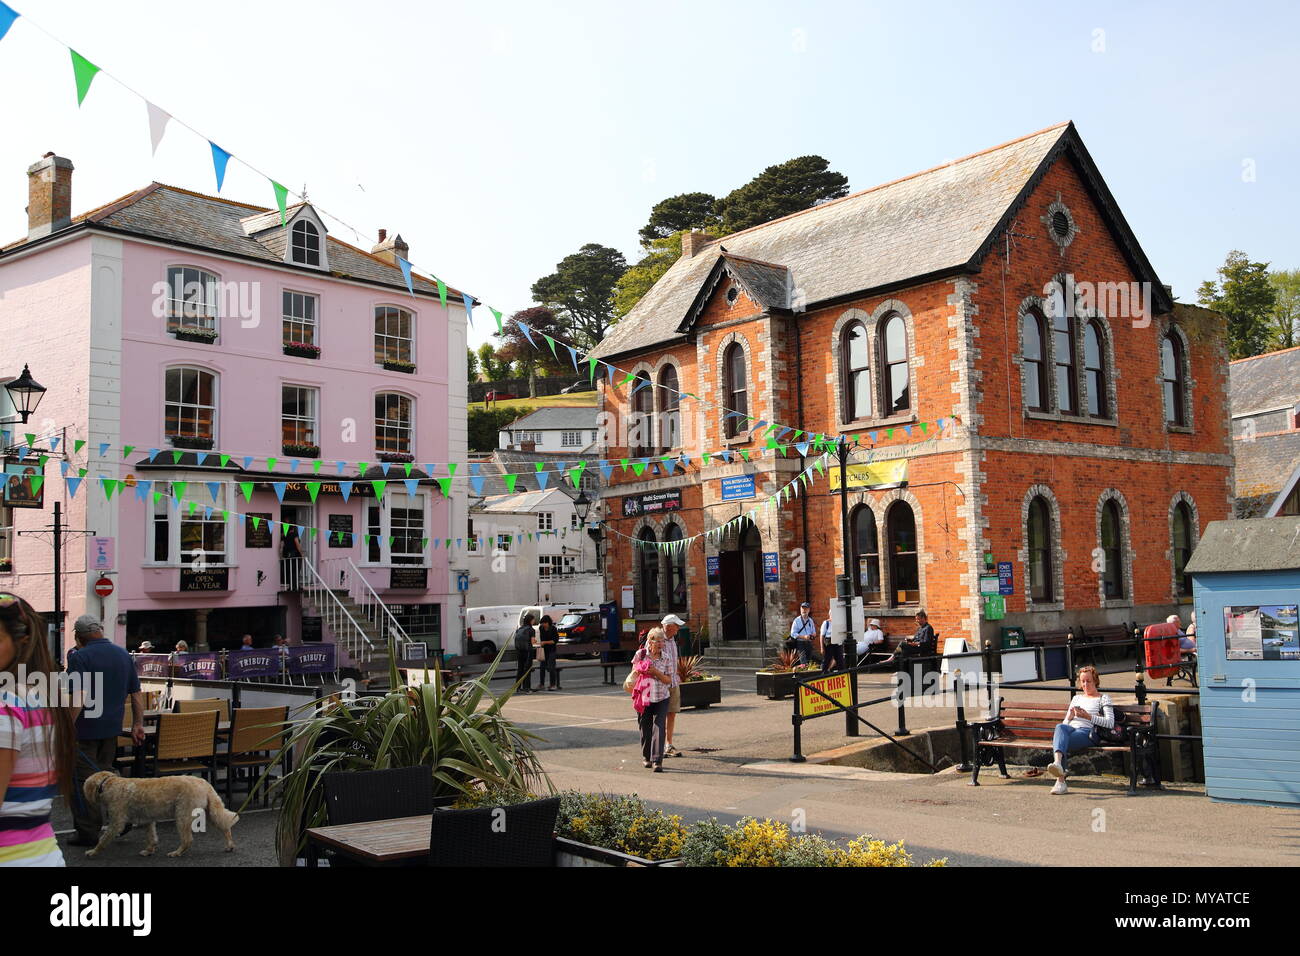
xmin=658 ymin=365 xmax=680 ymax=452
xmin=1084 ymin=321 xmax=1107 ymax=418
xmin=842 ymin=320 xmax=872 ymax=421
xmin=1023 ymin=312 xmax=1046 ymax=411
xmin=638 ymin=527 xmax=660 ymax=614
xmin=1052 ymin=311 xmax=1076 ymax=414
xmin=1172 ymin=501 xmax=1194 ymax=597
xmin=291 ymin=220 xmax=321 ymax=266
xmin=1101 ymin=499 xmax=1124 ymax=598
xmin=1027 ymin=496 xmax=1053 ymax=602
xmin=375 ymin=392 xmax=413 ymax=456
xmin=165 ymin=265 xmax=219 ymax=333
xmin=851 ymin=505 xmax=881 ymax=604
xmin=886 ymin=502 xmax=919 ymax=606
xmin=664 ymin=523 xmax=687 ymax=611
xmin=723 ymin=343 xmax=747 ymax=438
xmin=1162 ymin=334 xmax=1186 ymax=426
xmin=631 ymin=373 xmax=654 ymax=456
xmin=881 ymin=315 xmax=909 ymax=414
xmin=164 ymin=367 xmax=217 ymax=447
xmin=374 ymin=306 xmax=413 ymax=365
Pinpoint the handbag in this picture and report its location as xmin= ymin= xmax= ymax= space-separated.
xmin=623 ymin=669 xmax=638 ymax=694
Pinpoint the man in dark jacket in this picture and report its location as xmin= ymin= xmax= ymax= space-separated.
xmin=513 ymin=615 xmax=537 ymax=693
xmin=881 ymin=610 xmax=936 ymax=667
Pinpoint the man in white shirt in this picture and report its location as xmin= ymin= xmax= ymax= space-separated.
xmin=789 ymin=603 xmax=816 ymax=665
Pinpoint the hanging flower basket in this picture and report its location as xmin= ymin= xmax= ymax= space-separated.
xmin=170 ymin=435 xmax=214 ymax=451
xmin=382 ymin=359 xmax=416 ymax=374
xmin=168 ymin=325 xmax=218 ymax=344
xmin=283 ymin=342 xmax=320 ymax=359
xmin=283 ymin=443 xmax=321 ymax=459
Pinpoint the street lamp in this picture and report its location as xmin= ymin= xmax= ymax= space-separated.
xmin=3 ymin=365 xmax=46 ymax=425
xmin=573 ymin=488 xmax=603 ymax=574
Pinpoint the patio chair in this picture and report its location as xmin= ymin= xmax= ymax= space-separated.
xmin=223 ymin=705 xmax=290 ymax=807
xmin=176 ymin=697 xmax=231 ymax=723
xmin=427 ymin=796 xmax=560 ymax=867
xmin=322 ymin=766 xmax=442 ymax=825
xmin=149 ymin=710 xmax=220 ymax=783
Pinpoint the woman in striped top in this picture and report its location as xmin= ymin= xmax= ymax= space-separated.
xmin=0 ymin=594 xmax=77 ymax=866
xmin=1047 ymin=664 xmax=1114 ymax=795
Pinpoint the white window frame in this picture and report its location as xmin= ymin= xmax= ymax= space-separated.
xmin=282 ymin=290 xmax=319 ymax=347
xmin=537 ymin=511 xmax=554 ymax=532
xmin=165 ymin=265 xmax=220 ymax=334
xmin=359 ymin=490 xmax=430 ymax=568
xmin=281 ymin=384 xmax=319 ymax=448
xmin=143 ymin=478 xmax=235 ymax=568
xmin=281 ymin=208 xmax=330 ymax=271
xmin=561 ymin=431 xmax=582 ymax=448
xmin=291 ymin=220 xmax=322 ymax=267
xmin=375 ymin=392 xmax=414 ymax=457
xmin=495 ymin=533 xmax=514 ymax=554
xmin=164 ymin=366 xmax=218 ymax=447
xmin=374 ymin=305 xmax=414 ymax=365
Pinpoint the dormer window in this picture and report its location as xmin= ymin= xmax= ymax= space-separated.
xmin=291 ymin=220 xmax=321 ymax=266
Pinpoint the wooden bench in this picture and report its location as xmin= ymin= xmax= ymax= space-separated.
xmin=599 ymin=639 xmax=644 ymax=685
xmin=1165 ymin=652 xmax=1198 ymax=688
xmin=970 ymin=699 xmax=1161 ymax=794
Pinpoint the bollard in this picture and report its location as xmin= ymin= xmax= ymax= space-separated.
xmin=1066 ymin=630 xmax=1076 ymax=680
xmin=954 ymin=669 xmax=972 ymax=772
xmin=790 ymin=690 xmax=805 ymax=762
xmin=1134 ymin=672 xmax=1148 ymax=706
xmin=894 ymin=667 xmax=910 ymax=737
xmin=982 ymin=640 xmax=995 ymax=711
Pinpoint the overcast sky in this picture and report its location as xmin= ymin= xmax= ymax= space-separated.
xmin=1 ymin=0 xmax=1295 ymax=351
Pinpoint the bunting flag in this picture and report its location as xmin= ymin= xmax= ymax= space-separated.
xmin=436 ymin=279 xmax=447 ymax=309
xmin=70 ymin=49 xmax=100 ymax=106
xmin=535 ymin=468 xmax=549 ymax=490
xmin=206 ymin=481 xmax=221 ymax=502
xmin=461 ymin=293 xmax=474 ymax=328
xmin=146 ymin=101 xmax=171 ymax=155
xmin=503 ymin=474 xmax=518 ymax=493
xmin=470 ymin=475 xmax=485 ymax=495
xmin=588 ymin=356 xmax=598 ymax=382
xmin=566 ymin=344 xmax=580 ymax=371
xmin=339 ymin=481 xmax=353 ymax=502
xmin=210 ymin=142 xmax=232 ymax=192
xmin=397 ymin=257 xmax=415 ymax=296
xmin=517 ymin=323 xmax=536 ymax=348
xmin=307 ymin=482 xmax=321 ymax=503
xmin=272 ymin=180 xmax=289 ymax=226
xmin=272 ymin=481 xmax=287 ymax=502
xmin=66 ymin=476 xmax=82 ymax=498
xmin=288 ymin=458 xmax=299 ymax=473
xmin=541 ymin=333 xmax=559 ymax=360
xmin=0 ymin=1 xmax=17 ymax=43
xmin=404 ymin=478 xmax=419 ymax=496
xmin=239 ymin=481 xmax=254 ymax=502
xmin=490 ymin=307 xmax=503 ymax=333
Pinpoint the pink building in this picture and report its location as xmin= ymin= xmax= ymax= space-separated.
xmin=0 ymin=154 xmax=470 ymax=676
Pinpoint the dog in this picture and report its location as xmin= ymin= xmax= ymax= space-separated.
xmin=82 ymin=771 xmax=239 ymax=858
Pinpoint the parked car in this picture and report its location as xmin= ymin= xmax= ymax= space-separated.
xmin=560 ymin=380 xmax=594 ymax=394
xmin=556 ymin=611 xmax=603 ymax=656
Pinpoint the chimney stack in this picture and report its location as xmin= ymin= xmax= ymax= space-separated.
xmin=680 ymin=230 xmax=713 ymax=259
xmin=371 ymin=228 xmax=408 ymax=265
xmin=27 ymin=153 xmax=74 ymax=240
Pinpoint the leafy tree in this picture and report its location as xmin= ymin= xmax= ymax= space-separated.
xmin=531 ymin=243 xmax=628 ymax=350
xmin=1197 ymin=250 xmax=1277 ymax=359
xmin=477 ymin=341 xmax=512 ymax=381
xmin=466 ymin=347 xmax=480 ymax=381
xmin=638 ymin=192 xmax=720 ymax=246
xmin=497 ymin=306 xmax=568 ymax=398
xmin=614 ymin=227 xmax=721 ymax=318
xmin=1268 ymin=268 xmax=1300 ymax=351
xmin=468 ymin=406 xmax=525 ymax=453
xmin=715 ymin=155 xmax=849 ymax=234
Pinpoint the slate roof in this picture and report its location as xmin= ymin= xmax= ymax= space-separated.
xmin=1230 ymin=345 xmax=1300 ymax=417
xmin=468 ymin=449 xmax=598 ymax=499
xmin=1185 ymin=516 xmax=1300 ymax=575
xmin=1234 ymin=430 xmax=1300 ymax=517
xmin=3 ymin=183 xmax=462 ymax=300
xmin=590 ymin=121 xmax=1171 ymax=360
xmin=504 ymin=406 xmax=599 ymax=431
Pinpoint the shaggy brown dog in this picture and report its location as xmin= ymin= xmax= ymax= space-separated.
xmin=82 ymin=771 xmax=239 ymax=858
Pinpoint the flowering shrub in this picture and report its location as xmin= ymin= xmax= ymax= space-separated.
xmin=556 ymin=791 xmax=685 ymax=861
xmin=759 ymin=649 xmax=818 ymax=673
xmin=678 ymin=654 xmax=717 ymax=683
xmin=679 ymin=816 xmax=945 ymax=867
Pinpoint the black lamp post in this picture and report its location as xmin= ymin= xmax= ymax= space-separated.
xmin=573 ymin=488 xmax=603 ymax=573
xmin=3 ymin=365 xmax=46 ymax=425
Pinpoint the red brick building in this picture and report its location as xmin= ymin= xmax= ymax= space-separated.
xmin=588 ymin=123 xmax=1231 ymax=662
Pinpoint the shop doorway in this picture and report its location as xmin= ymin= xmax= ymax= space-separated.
xmin=718 ymin=520 xmax=764 ymax=641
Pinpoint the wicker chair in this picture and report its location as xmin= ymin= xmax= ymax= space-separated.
xmin=322 ymin=766 xmax=441 ymax=826
xmin=223 ymin=706 xmax=290 ymax=806
xmin=149 ymin=710 xmax=219 ymax=783
xmin=176 ymin=697 xmax=231 ymax=723
xmin=427 ymin=796 xmax=560 ymax=867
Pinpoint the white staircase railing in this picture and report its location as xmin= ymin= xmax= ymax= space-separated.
xmin=318 ymin=557 xmax=410 ymax=656
xmin=280 ymin=557 xmax=376 ymax=667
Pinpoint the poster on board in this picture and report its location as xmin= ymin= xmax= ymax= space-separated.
xmin=1224 ymin=605 xmax=1300 ymax=661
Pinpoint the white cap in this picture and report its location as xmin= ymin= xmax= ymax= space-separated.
xmin=661 ymin=614 xmax=686 ymax=627
xmin=869 ymin=619 xmax=882 ymax=627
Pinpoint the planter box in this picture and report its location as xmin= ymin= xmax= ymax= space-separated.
xmin=170 ymin=436 xmax=214 ymax=451
xmin=755 ymin=670 xmax=801 ymax=700
xmin=283 ymin=344 xmax=320 ymax=359
xmin=169 ymin=327 xmax=218 ymax=344
xmin=283 ymin=445 xmax=321 ymax=459
xmin=678 ymin=677 xmax=721 ymax=709
xmin=554 ymin=836 xmax=680 ymax=868
xmin=382 ymin=360 xmax=416 ymax=374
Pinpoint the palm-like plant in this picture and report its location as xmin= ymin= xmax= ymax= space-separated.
xmin=266 ymin=644 xmax=549 ymax=865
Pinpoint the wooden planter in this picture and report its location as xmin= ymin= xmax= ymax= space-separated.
xmin=755 ymin=670 xmax=800 ymax=700
xmin=283 ymin=344 xmax=320 ymax=359
xmin=170 ymin=436 xmax=214 ymax=451
xmin=678 ymin=677 xmax=721 ymax=709
xmin=382 ymin=360 xmax=416 ymax=374
xmin=554 ymin=836 xmax=681 ymax=868
xmin=282 ymin=445 xmax=321 ymax=459
xmin=170 ymin=328 xmax=218 ymax=344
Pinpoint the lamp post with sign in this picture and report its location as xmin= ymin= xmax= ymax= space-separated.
xmin=1 ymin=365 xmax=47 ymax=427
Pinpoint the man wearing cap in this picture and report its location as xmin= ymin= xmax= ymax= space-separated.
xmin=859 ymin=618 xmax=886 ymax=659
xmin=660 ymin=614 xmax=685 ymax=756
xmin=789 ymin=602 xmax=817 ymax=665
xmin=66 ymin=615 xmax=145 ymax=846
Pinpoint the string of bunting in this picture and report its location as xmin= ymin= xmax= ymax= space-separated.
xmin=0 ymin=1 xmax=951 ymax=448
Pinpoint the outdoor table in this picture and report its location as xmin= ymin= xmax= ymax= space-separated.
xmin=305 ymin=813 xmax=433 ymax=867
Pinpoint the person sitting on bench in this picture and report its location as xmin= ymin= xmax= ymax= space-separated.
xmin=1047 ymin=664 xmax=1114 ymax=795
xmin=880 ymin=610 xmax=935 ymax=667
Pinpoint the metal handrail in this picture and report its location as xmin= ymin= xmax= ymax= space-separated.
xmin=345 ymin=557 xmax=410 ymax=651
xmin=281 ymin=557 xmax=374 ymax=663
xmin=316 ymin=557 xmax=410 ymax=654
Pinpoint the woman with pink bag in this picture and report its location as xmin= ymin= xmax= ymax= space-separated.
xmin=630 ymin=628 xmax=676 ymax=772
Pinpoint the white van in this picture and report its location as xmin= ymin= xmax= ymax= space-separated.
xmin=464 ymin=603 xmax=601 ymax=656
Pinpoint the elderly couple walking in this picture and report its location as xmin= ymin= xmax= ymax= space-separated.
xmin=630 ymin=613 xmax=686 ymax=773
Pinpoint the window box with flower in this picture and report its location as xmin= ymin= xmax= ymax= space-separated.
xmin=376 ymin=451 xmax=415 ymax=464
xmin=170 ymin=435 xmax=214 ymax=451
xmin=283 ymin=342 xmax=321 ymax=360
xmin=282 ymin=442 xmax=320 ymax=459
xmin=168 ymin=325 xmax=219 ymax=345
xmin=382 ymin=359 xmax=416 ymax=374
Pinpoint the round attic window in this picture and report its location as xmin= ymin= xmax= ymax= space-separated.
xmin=1051 ymin=211 xmax=1071 ymax=239
xmin=726 ymin=286 xmax=740 ymax=305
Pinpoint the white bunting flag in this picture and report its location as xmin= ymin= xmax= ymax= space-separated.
xmin=147 ymin=102 xmax=172 ymax=155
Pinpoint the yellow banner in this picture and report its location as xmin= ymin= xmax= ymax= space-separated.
xmin=827 ymin=458 xmax=908 ymax=492
xmin=798 ymin=672 xmax=854 ymax=717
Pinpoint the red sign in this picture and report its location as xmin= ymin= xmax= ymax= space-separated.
xmin=94 ymin=576 xmax=114 ymax=597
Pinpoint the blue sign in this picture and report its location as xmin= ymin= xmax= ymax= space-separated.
xmin=706 ymin=554 xmax=720 ymax=586
xmin=762 ymin=552 xmax=780 ymax=583
xmin=997 ymin=561 xmax=1014 ymax=596
xmin=720 ymin=474 xmax=756 ymax=501
xmin=457 ymin=572 xmax=470 ymax=592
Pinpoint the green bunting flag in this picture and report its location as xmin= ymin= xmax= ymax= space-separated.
xmin=122 ymin=445 xmax=134 ymax=459
xmin=447 ymin=463 xmax=457 ymax=477
xmin=631 ymin=460 xmax=646 ymax=477
xmin=919 ymin=422 xmax=928 ymax=434
xmin=313 ymin=459 xmax=323 ymax=475
xmin=702 ymin=452 xmax=710 ymax=466
xmin=239 ymin=482 xmax=254 ymax=502
xmin=74 ymin=439 xmax=86 ymax=454
xmin=38 ymin=455 xmax=48 ymax=469
xmin=490 ymin=307 xmax=503 ymax=333
xmin=542 ymin=334 xmax=559 ymax=359
xmin=503 ymin=474 xmax=517 ymax=493
xmin=70 ymin=50 xmax=100 ymax=106
xmin=619 ymin=458 xmax=629 ymax=472
xmin=437 ymin=477 xmax=451 ymax=496
xmin=251 ymin=516 xmax=262 ymax=531
xmin=436 ymin=279 xmax=447 ymax=308
xmin=172 ymin=451 xmax=183 ymax=465
xmin=740 ymin=450 xmax=751 ymax=462
xmin=534 ymin=461 xmax=545 ymax=473
xmin=187 ymin=501 xmax=198 ymax=516
xmin=220 ymin=454 xmax=231 ymax=468
xmin=570 ymin=462 xmax=586 ymax=487
xmin=621 ymin=373 xmax=636 ymax=387
xmin=221 ymin=510 xmax=230 ymax=523
xmin=24 ymin=432 xmax=35 ymax=447
xmin=421 ymin=537 xmax=429 ymax=551
xmin=371 ymin=480 xmax=387 ymax=497
xmin=403 ymin=461 xmax=413 ymax=477
xmin=359 ymin=462 xmax=370 ymax=474
xmin=306 ymin=482 xmax=321 ymax=502
xmin=267 ymin=457 xmax=278 ymax=472
xmin=588 ymin=356 xmax=598 ymax=382
xmin=272 ymin=181 xmax=289 ymax=225
xmin=173 ymin=481 xmax=187 ymax=500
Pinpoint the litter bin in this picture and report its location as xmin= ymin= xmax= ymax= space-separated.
xmin=999 ymin=626 xmax=1025 ymax=650
xmin=676 ymin=626 xmax=693 ymax=658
